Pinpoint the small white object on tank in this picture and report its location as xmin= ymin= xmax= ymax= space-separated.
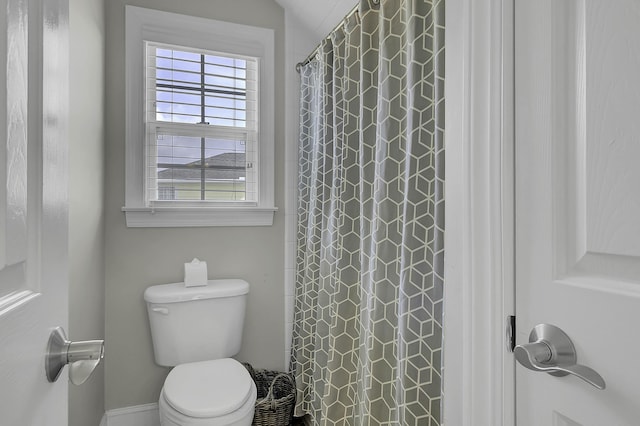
xmin=184 ymin=258 xmax=207 ymax=287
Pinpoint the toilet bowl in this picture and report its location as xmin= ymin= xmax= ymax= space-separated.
xmin=144 ymin=280 xmax=254 ymax=426
xmin=158 ymin=359 xmax=256 ymax=426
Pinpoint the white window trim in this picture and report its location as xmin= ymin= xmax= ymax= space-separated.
xmin=123 ymin=6 xmax=276 ymax=227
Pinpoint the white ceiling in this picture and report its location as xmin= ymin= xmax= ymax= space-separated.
xmin=275 ymin=0 xmax=357 ymax=43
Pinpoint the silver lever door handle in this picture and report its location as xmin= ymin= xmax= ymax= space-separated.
xmin=45 ymin=327 xmax=104 ymax=385
xmin=514 ymin=324 xmax=605 ymax=390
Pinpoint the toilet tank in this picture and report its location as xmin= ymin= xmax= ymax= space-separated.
xmin=144 ymin=279 xmax=249 ymax=367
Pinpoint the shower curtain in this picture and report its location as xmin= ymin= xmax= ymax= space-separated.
xmin=291 ymin=0 xmax=444 ymax=424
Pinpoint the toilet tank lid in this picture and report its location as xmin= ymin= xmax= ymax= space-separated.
xmin=144 ymin=279 xmax=249 ymax=304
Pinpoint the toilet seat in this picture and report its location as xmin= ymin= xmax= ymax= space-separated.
xmin=159 ymin=358 xmax=256 ymax=426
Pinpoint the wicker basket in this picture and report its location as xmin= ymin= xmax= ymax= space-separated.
xmin=243 ymin=363 xmax=296 ymax=426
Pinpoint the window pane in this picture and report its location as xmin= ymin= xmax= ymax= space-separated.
xmin=157 ymin=90 xmax=201 ymax=106
xmin=205 ymin=106 xmax=245 ymax=120
xmin=159 ymin=69 xmax=201 ymax=85
xmin=156 ymin=134 xmax=202 ymax=166
xmin=207 ymin=118 xmax=246 ymax=127
xmin=171 ymin=50 xmax=200 ymax=62
xmin=156 ymin=102 xmax=201 ymax=122
xmin=158 ymin=186 xmax=175 ymax=200
xmin=154 ymin=134 xmax=249 ymax=202
xmin=150 ymin=45 xmax=250 ymax=128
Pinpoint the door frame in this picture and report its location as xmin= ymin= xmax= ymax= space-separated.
xmin=443 ymin=0 xmax=515 ymax=425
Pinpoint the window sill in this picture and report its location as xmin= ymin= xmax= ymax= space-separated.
xmin=121 ymin=206 xmax=277 ymax=228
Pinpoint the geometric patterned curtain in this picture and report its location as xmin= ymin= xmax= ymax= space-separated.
xmin=291 ymin=0 xmax=444 ymax=424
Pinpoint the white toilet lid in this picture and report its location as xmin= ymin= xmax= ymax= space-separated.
xmin=163 ymin=358 xmax=254 ymax=418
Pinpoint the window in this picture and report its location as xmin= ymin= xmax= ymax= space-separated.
xmin=124 ymin=7 xmax=276 ymax=227
xmin=147 ymin=44 xmax=257 ymax=203
xmin=158 ymin=186 xmax=175 ymax=201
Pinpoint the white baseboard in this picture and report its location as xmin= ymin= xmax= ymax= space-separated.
xmin=104 ymin=403 xmax=160 ymax=426
xmin=100 ymin=414 xmax=107 ymax=426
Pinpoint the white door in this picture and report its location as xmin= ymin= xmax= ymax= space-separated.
xmin=515 ymin=0 xmax=640 ymax=424
xmin=0 ymin=0 xmax=69 ymax=424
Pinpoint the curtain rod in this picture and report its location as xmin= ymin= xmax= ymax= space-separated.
xmin=295 ymin=5 xmax=360 ymax=73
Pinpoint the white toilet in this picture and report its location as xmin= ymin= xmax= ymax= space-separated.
xmin=144 ymin=279 xmax=257 ymax=426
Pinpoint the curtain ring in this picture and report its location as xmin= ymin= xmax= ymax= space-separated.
xmin=371 ymin=0 xmax=380 ymax=5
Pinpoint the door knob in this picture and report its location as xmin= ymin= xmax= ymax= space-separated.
xmin=45 ymin=327 xmax=104 ymax=385
xmin=514 ymin=324 xmax=605 ymax=390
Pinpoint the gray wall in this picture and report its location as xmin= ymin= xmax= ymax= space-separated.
xmin=68 ymin=0 xmax=106 ymax=424
xmin=104 ymin=0 xmax=286 ymax=410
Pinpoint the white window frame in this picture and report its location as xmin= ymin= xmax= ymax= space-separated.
xmin=123 ymin=6 xmax=276 ymax=227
